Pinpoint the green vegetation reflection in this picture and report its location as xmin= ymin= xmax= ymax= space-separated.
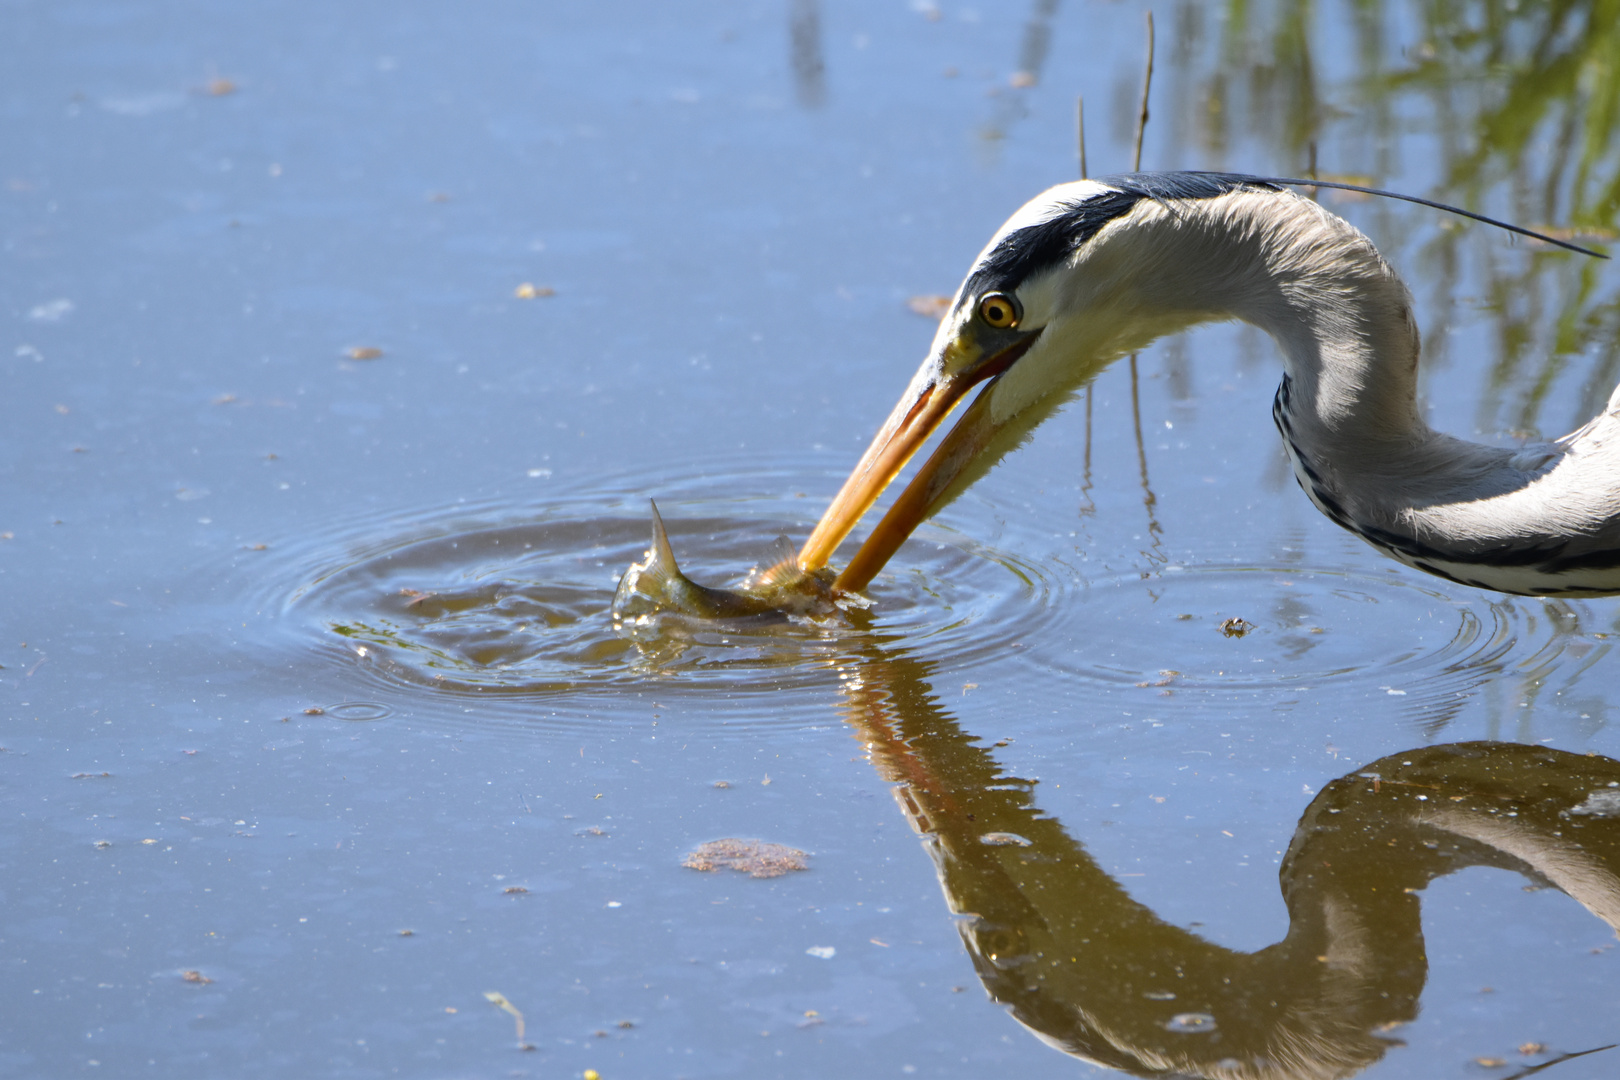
xmin=1172 ymin=0 xmax=1618 ymax=435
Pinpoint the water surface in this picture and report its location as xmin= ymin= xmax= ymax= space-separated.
xmin=4 ymin=2 xmax=1620 ymax=1078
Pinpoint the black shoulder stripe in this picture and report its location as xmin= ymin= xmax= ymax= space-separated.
xmin=1412 ymin=560 xmax=1465 ymax=585
xmin=1345 ymin=516 xmax=1620 ymax=588
xmin=1355 ymin=521 xmax=1569 ymax=568
xmin=1542 ymin=546 xmax=1620 ymax=573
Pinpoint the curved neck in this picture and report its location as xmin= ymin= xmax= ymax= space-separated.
xmin=1109 ymin=191 xmax=1427 ymax=451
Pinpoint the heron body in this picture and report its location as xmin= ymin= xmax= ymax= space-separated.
xmin=799 ymin=172 xmax=1620 ymax=598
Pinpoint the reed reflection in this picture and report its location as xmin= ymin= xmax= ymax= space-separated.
xmin=789 ymin=0 xmax=825 ymax=108
xmin=836 ymin=648 xmax=1620 ymax=1079
xmin=980 ymin=0 xmax=1063 ymax=148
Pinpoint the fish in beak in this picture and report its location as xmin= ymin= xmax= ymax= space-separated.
xmin=798 ymin=295 xmax=1045 ymax=593
xmin=614 ymin=500 xmax=845 ymax=623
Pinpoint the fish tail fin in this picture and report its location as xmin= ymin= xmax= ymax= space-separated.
xmin=639 ymin=499 xmax=685 ymax=590
xmin=612 ymin=499 xmax=692 ymax=621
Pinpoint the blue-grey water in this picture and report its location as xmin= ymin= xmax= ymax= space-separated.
xmin=5 ymin=2 xmax=1620 ymax=1078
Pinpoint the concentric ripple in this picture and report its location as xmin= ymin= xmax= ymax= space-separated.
xmin=250 ymin=461 xmax=1601 ymax=734
xmin=1011 ymin=562 xmax=1590 ymax=724
xmin=260 ymin=484 xmax=1071 ymax=728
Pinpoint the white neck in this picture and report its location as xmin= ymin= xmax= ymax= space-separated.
xmin=992 ymin=187 xmax=1620 ymax=595
xmin=1070 ymin=191 xmax=1426 ymax=445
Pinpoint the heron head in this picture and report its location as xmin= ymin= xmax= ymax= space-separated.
xmin=798 ymin=178 xmax=1154 ymax=590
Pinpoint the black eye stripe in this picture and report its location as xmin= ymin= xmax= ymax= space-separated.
xmin=962 ymin=172 xmax=1283 ymax=297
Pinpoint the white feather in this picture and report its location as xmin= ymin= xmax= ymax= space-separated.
xmin=941 ymin=183 xmax=1620 ymax=595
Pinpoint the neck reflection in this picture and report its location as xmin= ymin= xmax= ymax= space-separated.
xmin=835 ymin=648 xmax=1620 ymax=1079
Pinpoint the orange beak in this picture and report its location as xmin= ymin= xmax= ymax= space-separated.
xmin=798 ymin=331 xmax=1041 ymax=592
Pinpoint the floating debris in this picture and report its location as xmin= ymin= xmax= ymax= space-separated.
xmin=482 ymin=991 xmax=534 ymax=1049
xmin=907 ymin=295 xmax=951 ymax=319
xmin=1565 ymin=789 xmax=1620 ymax=818
xmin=180 ymin=970 xmax=213 ymax=984
xmin=514 ymin=283 xmax=555 ymax=299
xmin=1165 ymin=1012 xmax=1216 ymax=1033
xmin=345 ymin=346 xmax=384 ymax=361
xmin=1218 ymin=617 xmax=1255 ymax=639
xmin=31 ymin=299 xmax=74 ymax=323
xmin=683 ymin=838 xmax=809 ymax=879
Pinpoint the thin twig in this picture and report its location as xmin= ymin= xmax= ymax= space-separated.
xmin=1079 ymin=384 xmax=1095 ymax=516
xmin=1128 ymin=12 xmax=1160 ymax=553
xmin=1501 ymin=1044 xmax=1616 ymax=1080
xmin=1129 ymin=355 xmax=1161 ymax=535
xmin=1132 ymin=11 xmax=1155 ymax=172
xmin=1078 ymin=89 xmax=1092 ymax=515
xmin=1077 ymin=94 xmax=1088 ymax=179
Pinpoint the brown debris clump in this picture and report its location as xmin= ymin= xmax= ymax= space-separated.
xmin=906 ymin=295 xmax=951 ymax=320
xmin=683 ymin=838 xmax=808 ymax=879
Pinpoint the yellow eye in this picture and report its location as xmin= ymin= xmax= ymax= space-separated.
xmin=977 ymin=292 xmax=1021 ymax=329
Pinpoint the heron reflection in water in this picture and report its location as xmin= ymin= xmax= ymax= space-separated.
xmin=800 ymin=173 xmax=1619 ymax=598
xmin=837 ymin=648 xmax=1620 ymax=1079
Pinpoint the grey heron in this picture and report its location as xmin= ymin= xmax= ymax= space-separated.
xmin=798 ymin=172 xmax=1620 ymax=598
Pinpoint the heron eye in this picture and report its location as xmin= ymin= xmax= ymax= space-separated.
xmin=978 ymin=292 xmax=1021 ymax=329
